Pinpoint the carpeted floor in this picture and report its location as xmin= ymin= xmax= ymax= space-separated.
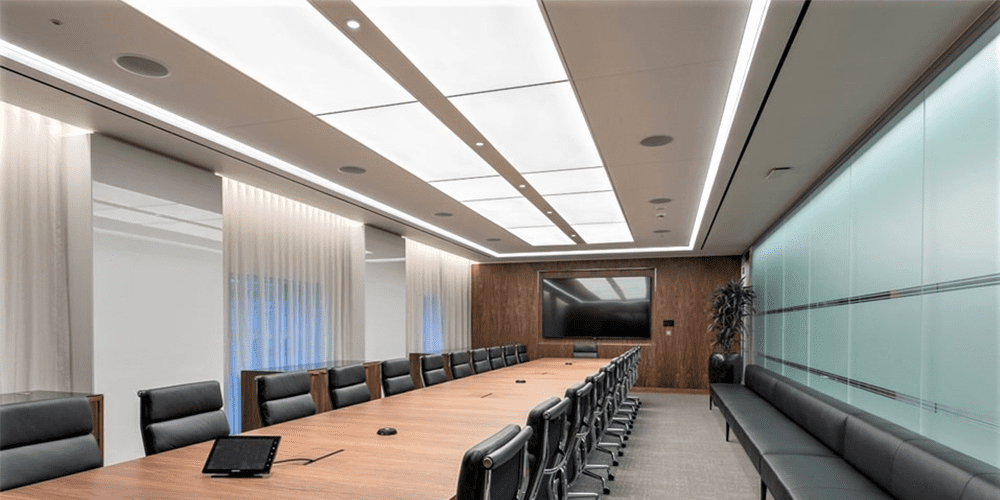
xmin=568 ymin=392 xmax=774 ymax=500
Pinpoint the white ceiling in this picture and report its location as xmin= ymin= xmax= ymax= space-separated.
xmin=0 ymin=0 xmax=992 ymax=262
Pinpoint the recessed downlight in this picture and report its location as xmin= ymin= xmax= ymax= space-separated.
xmin=648 ymin=197 xmax=672 ymax=204
xmin=656 ymin=213 xmax=666 ymax=219
xmin=486 ymin=238 xmax=501 ymax=242
xmin=475 ymin=142 xmax=484 ymax=147
xmin=338 ymin=165 xmax=366 ymax=174
xmin=518 ymin=184 xmax=526 ymax=189
xmin=346 ymin=19 xmax=361 ymax=30
xmin=640 ymin=135 xmax=673 ymax=147
xmin=653 ymin=229 xmax=671 ymax=234
xmin=114 ymin=54 xmax=169 ymax=78
xmin=434 ymin=212 xmax=453 ymax=217
xmin=50 ymin=19 xmax=63 ymax=26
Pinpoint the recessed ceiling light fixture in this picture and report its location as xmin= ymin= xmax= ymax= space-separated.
xmin=648 ymin=197 xmax=672 ymax=204
xmin=653 ymin=229 xmax=671 ymax=234
xmin=434 ymin=212 xmax=453 ymax=217
xmin=690 ymin=0 xmax=772 ymax=248
xmin=475 ymin=142 xmax=484 ymax=147
xmin=345 ymin=19 xmax=361 ymax=30
xmin=486 ymin=238 xmax=501 ymax=242
xmin=639 ymin=135 xmax=672 ymax=147
xmin=50 ymin=18 xmax=63 ymax=26
xmin=656 ymin=213 xmax=666 ymax=219
xmin=766 ymin=166 xmax=792 ymax=180
xmin=114 ymin=54 xmax=170 ymax=78
xmin=338 ymin=165 xmax=366 ymax=174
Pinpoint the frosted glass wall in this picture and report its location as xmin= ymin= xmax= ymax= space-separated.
xmin=750 ymin=25 xmax=1000 ymax=466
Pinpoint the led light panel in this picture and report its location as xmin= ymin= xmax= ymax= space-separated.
xmin=464 ymin=197 xmax=552 ymax=229
xmin=544 ymin=191 xmax=625 ymax=225
xmin=450 ymin=82 xmax=602 ymax=173
xmin=352 ymin=0 xmax=566 ymax=96
xmin=321 ymin=103 xmax=496 ymax=182
xmin=123 ymin=0 xmax=413 ymax=114
xmin=506 ymin=226 xmax=574 ymax=246
xmin=523 ymin=167 xmax=613 ymax=195
xmin=572 ymin=222 xmax=634 ymax=244
xmin=429 ymin=176 xmax=521 ymax=202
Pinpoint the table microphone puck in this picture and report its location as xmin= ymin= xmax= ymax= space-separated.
xmin=515 ymin=380 xmax=526 ymax=384
xmin=565 ymin=362 xmax=572 ymax=365
xmin=377 ymin=427 xmax=397 ymax=436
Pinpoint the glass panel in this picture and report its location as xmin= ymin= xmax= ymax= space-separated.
xmin=808 ymin=305 xmax=848 ymax=400
xmin=921 ymin=287 xmax=1000 ymax=466
xmin=850 ymin=103 xmax=924 ymax=296
xmin=809 ymin=169 xmax=851 ymax=303
xmin=923 ymin=35 xmax=1000 ymax=284
xmin=783 ymin=206 xmax=810 ymax=309
xmin=848 ymin=297 xmax=922 ymax=429
xmin=782 ymin=310 xmax=808 ymax=383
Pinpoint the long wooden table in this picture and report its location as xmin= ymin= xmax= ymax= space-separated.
xmin=4 ymin=358 xmax=608 ymax=500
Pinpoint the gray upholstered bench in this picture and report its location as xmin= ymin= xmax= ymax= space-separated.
xmin=710 ymin=365 xmax=1000 ymax=500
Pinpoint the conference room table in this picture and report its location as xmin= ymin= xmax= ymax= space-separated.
xmin=4 ymin=358 xmax=610 ymax=499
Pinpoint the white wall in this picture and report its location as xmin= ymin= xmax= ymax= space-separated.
xmin=364 ymin=226 xmax=406 ymax=361
xmin=91 ymin=136 xmax=223 ymax=464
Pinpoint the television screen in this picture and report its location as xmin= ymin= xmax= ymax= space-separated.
xmin=541 ymin=276 xmax=651 ymax=339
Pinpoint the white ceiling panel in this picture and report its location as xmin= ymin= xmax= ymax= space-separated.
xmin=123 ymin=0 xmax=413 ymax=114
xmin=544 ymin=191 xmax=625 ymax=225
xmin=320 ymin=102 xmax=496 ymax=182
xmin=352 ymin=0 xmax=566 ymax=96
xmin=464 ymin=197 xmax=553 ymax=229
xmin=523 ymin=167 xmax=613 ymax=196
xmin=507 ymin=226 xmax=574 ymax=247
xmin=429 ymin=176 xmax=520 ymax=202
xmin=450 ymin=82 xmax=602 ymax=173
xmin=572 ymin=222 xmax=633 ymax=244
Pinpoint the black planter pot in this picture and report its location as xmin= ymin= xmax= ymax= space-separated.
xmin=708 ymin=353 xmax=743 ymax=384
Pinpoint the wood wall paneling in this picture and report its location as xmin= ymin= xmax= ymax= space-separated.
xmin=471 ymin=257 xmax=740 ymax=390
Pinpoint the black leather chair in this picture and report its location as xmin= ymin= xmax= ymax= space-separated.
xmin=456 ymin=424 xmax=534 ymax=500
xmin=256 ymin=371 xmax=316 ymax=426
xmin=381 ymin=357 xmax=415 ymax=396
xmin=572 ymin=342 xmax=598 ymax=358
xmin=488 ymin=346 xmax=506 ymax=370
xmin=0 ymin=397 xmax=103 ymax=491
xmin=329 ymin=363 xmax=371 ymax=410
xmin=421 ymin=354 xmax=448 ymax=387
xmin=503 ymin=345 xmax=519 ymax=365
xmin=472 ymin=348 xmax=491 ymax=373
xmin=516 ymin=343 xmax=529 ymax=363
xmin=137 ymin=380 xmax=231 ymax=456
xmin=563 ymin=382 xmax=598 ymax=500
xmin=524 ymin=397 xmax=572 ymax=500
xmin=449 ymin=351 xmax=474 ymax=379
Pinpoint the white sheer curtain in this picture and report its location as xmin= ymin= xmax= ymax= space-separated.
xmin=223 ymin=178 xmax=364 ymax=429
xmin=1 ymin=103 xmax=88 ymax=393
xmin=405 ymin=239 xmax=471 ymax=354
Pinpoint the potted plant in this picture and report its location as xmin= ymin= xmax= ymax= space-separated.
xmin=708 ymin=278 xmax=756 ymax=384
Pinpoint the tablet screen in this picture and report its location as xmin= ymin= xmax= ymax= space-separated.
xmin=202 ymin=436 xmax=280 ymax=476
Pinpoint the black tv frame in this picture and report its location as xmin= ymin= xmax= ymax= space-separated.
xmin=538 ymin=268 xmax=656 ymax=340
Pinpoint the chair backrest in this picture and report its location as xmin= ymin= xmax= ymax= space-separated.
xmin=450 ymin=351 xmax=474 ymax=379
xmin=524 ymin=397 xmax=572 ymax=500
xmin=488 ymin=346 xmax=506 ymax=369
xmin=137 ymin=380 xmax=231 ymax=456
xmin=572 ymin=342 xmax=598 ymax=358
xmin=0 ymin=397 xmax=103 ymax=491
xmin=421 ymin=354 xmax=448 ymax=387
xmin=503 ymin=345 xmax=519 ymax=365
xmin=516 ymin=343 xmax=529 ymax=363
xmin=328 ymin=363 xmax=371 ymax=410
xmin=472 ymin=348 xmax=491 ymax=373
xmin=381 ymin=357 xmax=415 ymax=396
xmin=563 ymin=381 xmax=593 ymax=483
xmin=256 ymin=371 xmax=317 ymax=427
xmin=456 ymin=424 xmax=534 ymax=500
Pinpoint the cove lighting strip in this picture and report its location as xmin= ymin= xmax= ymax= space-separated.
xmin=0 ymin=0 xmax=769 ymax=260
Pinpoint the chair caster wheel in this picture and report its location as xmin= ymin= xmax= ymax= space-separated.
xmin=617 ymin=451 xmax=624 ymax=457
xmin=608 ymin=474 xmax=615 ymax=481
xmin=612 ymin=460 xmax=619 ymax=466
xmin=603 ymin=487 xmax=611 ymax=494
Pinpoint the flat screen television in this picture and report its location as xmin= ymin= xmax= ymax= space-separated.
xmin=541 ymin=275 xmax=652 ymax=339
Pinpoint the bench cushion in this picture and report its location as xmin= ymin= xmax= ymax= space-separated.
xmin=962 ymin=473 xmax=1000 ymax=500
xmin=890 ymin=439 xmax=1000 ymax=500
xmin=842 ymin=412 xmax=922 ymax=492
xmin=770 ymin=380 xmax=854 ymax=455
xmin=761 ymin=454 xmax=894 ymax=500
xmin=727 ymin=400 xmax=834 ymax=471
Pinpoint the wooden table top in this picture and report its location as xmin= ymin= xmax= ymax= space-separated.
xmin=4 ymin=358 xmax=609 ymax=500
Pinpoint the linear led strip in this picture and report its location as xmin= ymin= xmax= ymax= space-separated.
xmin=0 ymin=0 xmax=770 ymax=258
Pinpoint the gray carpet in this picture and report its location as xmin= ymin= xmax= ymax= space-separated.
xmin=568 ymin=393 xmax=774 ymax=500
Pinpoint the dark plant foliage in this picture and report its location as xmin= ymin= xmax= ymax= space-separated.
xmin=709 ymin=279 xmax=756 ymax=354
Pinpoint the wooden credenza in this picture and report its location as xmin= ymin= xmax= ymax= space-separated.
xmin=0 ymin=391 xmax=104 ymax=461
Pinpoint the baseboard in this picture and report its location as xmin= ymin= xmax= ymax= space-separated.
xmin=632 ymin=387 xmax=709 ymax=395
